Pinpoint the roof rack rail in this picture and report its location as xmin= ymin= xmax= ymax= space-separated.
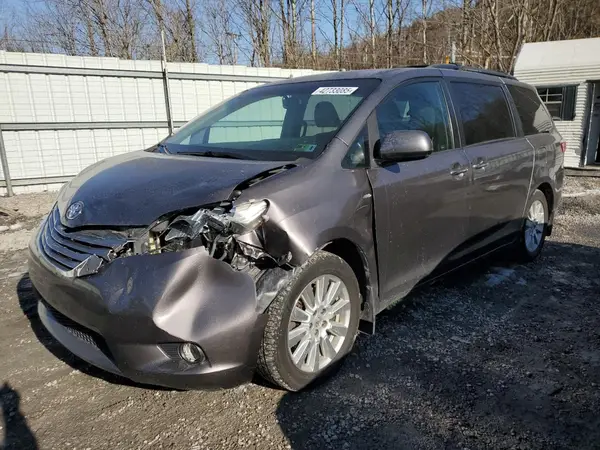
xmin=428 ymin=63 xmax=516 ymax=80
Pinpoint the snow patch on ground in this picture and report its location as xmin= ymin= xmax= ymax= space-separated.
xmin=485 ymin=267 xmax=517 ymax=286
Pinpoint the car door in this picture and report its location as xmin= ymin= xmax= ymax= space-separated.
xmin=448 ymin=80 xmax=534 ymax=249
xmin=366 ymin=79 xmax=472 ymax=308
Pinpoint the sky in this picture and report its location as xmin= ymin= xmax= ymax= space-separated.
xmin=1 ymin=0 xmax=23 ymax=25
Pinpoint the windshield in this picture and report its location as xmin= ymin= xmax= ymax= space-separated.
xmin=162 ymin=79 xmax=380 ymax=161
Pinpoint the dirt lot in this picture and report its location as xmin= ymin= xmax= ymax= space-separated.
xmin=1 ymin=179 xmax=599 ymax=450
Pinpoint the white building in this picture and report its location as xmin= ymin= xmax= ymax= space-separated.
xmin=514 ymin=38 xmax=600 ymax=169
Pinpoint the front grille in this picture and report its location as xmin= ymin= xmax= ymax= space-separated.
xmin=38 ymin=207 xmax=127 ymax=271
xmin=43 ymin=301 xmax=113 ymax=360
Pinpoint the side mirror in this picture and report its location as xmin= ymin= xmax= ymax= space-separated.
xmin=376 ymin=130 xmax=433 ymax=163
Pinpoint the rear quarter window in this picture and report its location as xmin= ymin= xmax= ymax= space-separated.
xmin=508 ymin=85 xmax=554 ymax=135
xmin=450 ymin=82 xmax=515 ymax=146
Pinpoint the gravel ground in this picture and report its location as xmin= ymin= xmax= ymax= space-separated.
xmin=0 ymin=192 xmax=56 ymax=223
xmin=1 ymin=178 xmax=599 ymax=450
xmin=0 ymin=192 xmax=56 ymax=251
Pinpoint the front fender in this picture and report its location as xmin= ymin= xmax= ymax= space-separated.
xmin=254 ymin=195 xmax=379 ymax=327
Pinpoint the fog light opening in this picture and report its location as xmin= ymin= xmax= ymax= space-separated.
xmin=179 ymin=342 xmax=205 ymax=364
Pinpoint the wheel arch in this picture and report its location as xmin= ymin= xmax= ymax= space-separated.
xmin=536 ymin=182 xmax=554 ymax=216
xmin=321 ymin=238 xmax=376 ymax=334
xmin=536 ymin=181 xmax=555 ymax=235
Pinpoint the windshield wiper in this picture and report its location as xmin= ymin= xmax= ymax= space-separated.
xmin=157 ymin=142 xmax=170 ymax=154
xmin=178 ymin=150 xmax=250 ymax=160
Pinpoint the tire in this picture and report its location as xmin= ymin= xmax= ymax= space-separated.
xmin=257 ymin=250 xmax=361 ymax=391
xmin=516 ymin=189 xmax=549 ymax=261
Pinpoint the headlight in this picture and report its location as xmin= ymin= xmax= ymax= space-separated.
xmin=149 ymin=200 xmax=269 ymax=255
xmin=229 ymin=200 xmax=268 ymax=234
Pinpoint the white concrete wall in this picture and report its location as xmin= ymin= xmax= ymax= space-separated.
xmin=1 ymin=128 xmax=168 ymax=179
xmin=0 ymin=51 xmax=324 ymax=195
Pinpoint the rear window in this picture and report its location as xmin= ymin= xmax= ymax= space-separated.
xmin=507 ymin=85 xmax=554 ymax=135
xmin=451 ymin=82 xmax=515 ymax=146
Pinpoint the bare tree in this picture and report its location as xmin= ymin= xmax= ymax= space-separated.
xmin=239 ymin=0 xmax=271 ymax=66
xmin=460 ymin=0 xmax=472 ymax=60
xmin=5 ymin=0 xmax=600 ymax=72
xmin=80 ymin=2 xmax=99 ymax=56
xmin=290 ymin=0 xmax=297 ymax=63
xmin=271 ymin=0 xmax=303 ymax=66
xmin=331 ymin=0 xmax=338 ymax=65
xmin=369 ymin=0 xmax=375 ymax=67
xmin=183 ymin=0 xmax=198 ymax=61
xmin=485 ymin=0 xmax=504 ymax=70
xmin=90 ymin=0 xmax=114 ymax=56
xmin=113 ymin=0 xmax=145 ymax=58
xmin=310 ymin=0 xmax=316 ymax=66
xmin=145 ymin=0 xmax=203 ymax=61
xmin=543 ymin=0 xmax=560 ymax=40
xmin=421 ymin=0 xmax=429 ymax=64
xmin=395 ymin=0 xmax=409 ymax=64
xmin=339 ymin=0 xmax=345 ymax=68
xmin=277 ymin=0 xmax=288 ymax=63
xmin=205 ymin=0 xmax=239 ymax=64
xmin=25 ymin=0 xmax=81 ymax=55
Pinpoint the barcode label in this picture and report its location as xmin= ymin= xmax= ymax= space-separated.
xmin=312 ymin=86 xmax=359 ymax=95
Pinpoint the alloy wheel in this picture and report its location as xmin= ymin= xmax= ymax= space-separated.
xmin=524 ymin=199 xmax=545 ymax=253
xmin=287 ymin=275 xmax=352 ymax=373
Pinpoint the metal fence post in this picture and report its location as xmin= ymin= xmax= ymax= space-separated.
xmin=160 ymin=29 xmax=174 ymax=135
xmin=0 ymin=125 xmax=14 ymax=197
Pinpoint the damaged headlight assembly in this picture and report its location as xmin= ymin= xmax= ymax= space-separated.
xmin=139 ymin=200 xmax=284 ymax=268
xmin=61 ymin=199 xmax=289 ymax=279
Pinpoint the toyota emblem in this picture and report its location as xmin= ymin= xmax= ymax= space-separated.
xmin=66 ymin=201 xmax=84 ymax=220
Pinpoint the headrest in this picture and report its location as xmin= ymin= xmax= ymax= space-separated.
xmin=314 ymin=101 xmax=341 ymax=128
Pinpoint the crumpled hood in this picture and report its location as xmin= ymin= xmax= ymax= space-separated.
xmin=57 ymin=151 xmax=290 ymax=227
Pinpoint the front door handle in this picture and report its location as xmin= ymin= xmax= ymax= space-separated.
xmin=450 ymin=166 xmax=469 ymax=177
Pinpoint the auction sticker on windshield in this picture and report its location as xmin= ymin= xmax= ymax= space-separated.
xmin=312 ymin=87 xmax=358 ymax=95
xmin=294 ymin=143 xmax=317 ymax=152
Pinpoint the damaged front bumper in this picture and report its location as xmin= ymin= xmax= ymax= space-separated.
xmin=29 ymin=232 xmax=269 ymax=390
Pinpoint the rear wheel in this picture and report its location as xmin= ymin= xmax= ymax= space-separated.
xmin=257 ymin=251 xmax=361 ymax=391
xmin=516 ymin=189 xmax=548 ymax=261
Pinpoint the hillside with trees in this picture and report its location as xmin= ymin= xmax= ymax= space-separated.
xmin=1 ymin=0 xmax=599 ymax=71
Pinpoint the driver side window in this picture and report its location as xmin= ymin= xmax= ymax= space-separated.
xmin=376 ymin=81 xmax=453 ymax=152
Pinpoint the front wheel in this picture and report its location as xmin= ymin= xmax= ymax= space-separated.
xmin=257 ymin=251 xmax=361 ymax=391
xmin=516 ymin=189 xmax=549 ymax=261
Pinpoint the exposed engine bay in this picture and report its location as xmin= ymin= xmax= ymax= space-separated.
xmin=136 ymin=199 xmax=292 ymax=270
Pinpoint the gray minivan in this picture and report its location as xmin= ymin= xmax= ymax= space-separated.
xmin=29 ymin=65 xmax=564 ymax=391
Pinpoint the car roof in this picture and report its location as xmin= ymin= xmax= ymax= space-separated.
xmin=268 ymin=65 xmax=520 ymax=86
xmin=270 ymin=67 xmax=420 ymax=84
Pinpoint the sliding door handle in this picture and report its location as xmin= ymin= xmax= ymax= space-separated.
xmin=472 ymin=160 xmax=488 ymax=170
